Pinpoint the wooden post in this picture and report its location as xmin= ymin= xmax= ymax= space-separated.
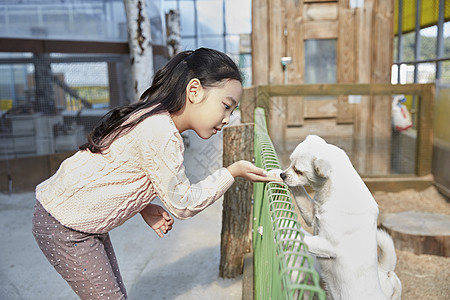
xmin=256 ymin=86 xmax=271 ymax=136
xmin=267 ymin=0 xmax=286 ymax=153
xmin=286 ymin=0 xmax=304 ymax=127
xmin=337 ymin=1 xmax=356 ymax=124
xmin=220 ymin=124 xmax=254 ymax=278
xmin=240 ymin=86 xmax=257 ymax=124
xmin=416 ymin=84 xmax=435 ymax=176
xmin=251 ymin=0 xmax=269 ymax=86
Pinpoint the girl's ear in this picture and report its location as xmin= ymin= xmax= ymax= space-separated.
xmin=186 ymin=78 xmax=203 ymax=104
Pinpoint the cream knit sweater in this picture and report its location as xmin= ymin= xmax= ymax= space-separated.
xmin=35 ymin=109 xmax=234 ymax=234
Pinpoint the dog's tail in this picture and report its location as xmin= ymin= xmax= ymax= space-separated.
xmin=377 ymin=229 xmax=397 ymax=272
xmin=377 ymin=229 xmax=402 ymax=300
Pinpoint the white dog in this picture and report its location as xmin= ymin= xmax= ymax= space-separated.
xmin=274 ymin=135 xmax=401 ymax=300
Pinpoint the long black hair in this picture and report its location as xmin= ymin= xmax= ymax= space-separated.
xmin=79 ymin=48 xmax=243 ymax=153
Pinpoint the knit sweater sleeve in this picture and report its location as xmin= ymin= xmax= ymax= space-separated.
xmin=137 ymin=114 xmax=235 ymax=219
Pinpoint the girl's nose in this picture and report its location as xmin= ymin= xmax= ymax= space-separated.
xmin=222 ymin=115 xmax=230 ymax=125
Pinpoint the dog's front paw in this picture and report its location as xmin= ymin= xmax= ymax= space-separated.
xmin=304 ymin=236 xmax=337 ymax=259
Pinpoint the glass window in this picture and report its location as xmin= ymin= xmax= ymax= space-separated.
xmin=225 ymin=35 xmax=240 ymax=54
xmin=420 ymin=26 xmax=437 ymax=60
xmin=197 ymin=0 xmax=223 ymax=35
xmin=0 ymin=64 xmax=31 ymax=110
xmin=197 ymin=36 xmax=224 ymax=52
xmin=304 ymin=39 xmax=336 ymax=84
xmin=225 ymin=0 xmax=251 ymax=34
xmin=442 ymin=61 xmax=450 ymax=82
xmin=180 ymin=1 xmax=195 ymax=36
xmin=181 ymin=37 xmax=197 ymax=50
xmin=165 ymin=1 xmax=178 ymax=11
xmin=445 ymin=22 xmax=450 ymax=57
xmin=0 ymin=1 xmax=131 ymax=42
xmin=238 ymin=53 xmax=252 ymax=87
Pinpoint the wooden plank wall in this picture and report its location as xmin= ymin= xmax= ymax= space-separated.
xmin=251 ymin=0 xmax=395 ymax=175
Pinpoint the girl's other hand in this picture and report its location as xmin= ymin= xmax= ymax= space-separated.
xmin=140 ymin=203 xmax=174 ymax=238
xmin=226 ymin=160 xmax=283 ymax=183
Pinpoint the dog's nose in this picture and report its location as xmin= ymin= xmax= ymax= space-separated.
xmin=280 ymin=172 xmax=287 ymax=180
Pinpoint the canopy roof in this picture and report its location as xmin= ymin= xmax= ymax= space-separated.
xmin=395 ymin=0 xmax=450 ymax=34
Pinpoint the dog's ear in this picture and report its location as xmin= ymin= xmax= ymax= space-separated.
xmin=313 ymin=158 xmax=331 ymax=178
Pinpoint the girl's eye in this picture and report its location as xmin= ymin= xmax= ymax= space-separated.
xmin=224 ymin=104 xmax=231 ymax=110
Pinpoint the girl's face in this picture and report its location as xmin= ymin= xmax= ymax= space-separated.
xmin=190 ymin=79 xmax=242 ymax=139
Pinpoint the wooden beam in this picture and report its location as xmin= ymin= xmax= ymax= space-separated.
xmin=303 ymin=20 xmax=339 ymax=39
xmin=0 ymin=37 xmax=169 ymax=57
xmin=304 ymin=0 xmax=338 ymax=3
xmin=264 ymin=83 xmax=431 ymax=96
xmin=0 ymin=38 xmax=129 ymax=54
xmin=363 ymin=174 xmax=434 ymax=192
xmin=304 ymin=2 xmax=338 ymax=21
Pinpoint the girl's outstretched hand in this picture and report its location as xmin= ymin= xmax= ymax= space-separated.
xmin=140 ymin=203 xmax=174 ymax=238
xmin=227 ymin=160 xmax=283 ymax=183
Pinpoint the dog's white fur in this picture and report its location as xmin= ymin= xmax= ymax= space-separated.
xmin=277 ymin=135 xmax=401 ymax=300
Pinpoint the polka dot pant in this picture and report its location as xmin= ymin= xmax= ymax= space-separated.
xmin=32 ymin=200 xmax=127 ymax=299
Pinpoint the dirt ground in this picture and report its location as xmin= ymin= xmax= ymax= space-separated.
xmin=374 ymin=186 xmax=450 ymax=300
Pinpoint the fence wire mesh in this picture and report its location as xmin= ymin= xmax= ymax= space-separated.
xmin=253 ymin=107 xmax=325 ymax=300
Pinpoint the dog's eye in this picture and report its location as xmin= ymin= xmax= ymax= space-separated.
xmin=293 ymin=167 xmax=303 ymax=175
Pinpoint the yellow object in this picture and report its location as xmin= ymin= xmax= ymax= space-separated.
xmin=65 ymin=86 xmax=109 ymax=111
xmin=394 ymin=0 xmax=450 ymax=35
xmin=0 ymin=99 xmax=13 ymax=110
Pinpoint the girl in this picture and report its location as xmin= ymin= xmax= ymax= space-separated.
xmin=32 ymin=48 xmax=277 ymax=299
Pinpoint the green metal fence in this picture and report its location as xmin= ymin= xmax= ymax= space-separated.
xmin=253 ymin=107 xmax=325 ymax=300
